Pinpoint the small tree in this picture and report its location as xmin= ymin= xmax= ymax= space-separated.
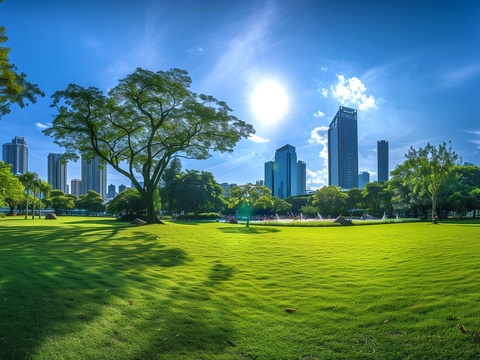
xmin=18 ymin=172 xmax=35 ymax=219
xmin=76 ymin=191 xmax=105 ymax=216
xmin=228 ymin=184 xmax=273 ymax=227
xmin=397 ymin=142 xmax=460 ymax=223
xmin=312 ymin=186 xmax=347 ymax=218
xmin=174 ymin=170 xmax=225 ymax=219
xmin=0 ymin=161 xmax=24 ymax=214
xmin=107 ymin=188 xmax=144 ymax=218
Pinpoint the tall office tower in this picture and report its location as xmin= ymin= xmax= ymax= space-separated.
xmin=297 ymin=160 xmax=307 ymax=195
xmin=377 ymin=140 xmax=389 ymax=183
xmin=118 ymin=184 xmax=127 ymax=193
xmin=328 ymin=106 xmax=358 ymax=190
xmin=107 ymin=184 xmax=116 ymax=199
xmin=264 ymin=144 xmax=306 ymax=199
xmin=81 ymin=156 xmax=107 ymax=200
xmin=358 ymin=171 xmax=370 ymax=189
xmin=71 ymin=179 xmax=81 ymax=197
xmin=47 ymin=153 xmax=67 ymax=193
xmin=2 ymin=136 xmax=28 ymax=175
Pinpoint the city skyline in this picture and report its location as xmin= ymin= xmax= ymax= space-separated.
xmin=1 ymin=1 xmax=479 ymax=189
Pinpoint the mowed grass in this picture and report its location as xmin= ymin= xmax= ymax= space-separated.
xmin=1 ymin=217 xmax=480 ymax=359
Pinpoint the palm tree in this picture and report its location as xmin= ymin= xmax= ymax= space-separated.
xmin=35 ymin=179 xmax=51 ymax=219
xmin=18 ymin=172 xmax=35 ymax=219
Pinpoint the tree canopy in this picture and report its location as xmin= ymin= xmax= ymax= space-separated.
xmin=173 ymin=169 xmax=225 ymax=219
xmin=0 ymin=161 xmax=24 ymax=214
xmin=44 ymin=68 xmax=254 ymax=224
xmin=0 ymin=25 xmax=44 ymax=119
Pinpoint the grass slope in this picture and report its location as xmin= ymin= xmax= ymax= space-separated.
xmin=0 ymin=217 xmax=479 ymax=359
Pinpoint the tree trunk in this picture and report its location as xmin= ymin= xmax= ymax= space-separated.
xmin=143 ymin=191 xmax=161 ymax=224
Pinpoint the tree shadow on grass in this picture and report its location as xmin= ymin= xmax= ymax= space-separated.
xmin=218 ymin=225 xmax=281 ymax=234
xmin=0 ymin=220 xmax=234 ymax=359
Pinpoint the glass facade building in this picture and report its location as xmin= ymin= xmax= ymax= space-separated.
xmin=328 ymin=106 xmax=358 ymax=190
xmin=47 ymin=153 xmax=68 ymax=193
xmin=81 ymin=156 xmax=107 ymax=200
xmin=264 ymin=144 xmax=306 ymax=199
xmin=2 ymin=136 xmax=28 ymax=175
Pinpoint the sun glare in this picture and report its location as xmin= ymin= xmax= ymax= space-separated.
xmin=251 ymin=80 xmax=288 ymax=124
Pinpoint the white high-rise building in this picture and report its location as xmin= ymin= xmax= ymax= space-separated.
xmin=81 ymin=156 xmax=107 ymax=200
xmin=47 ymin=153 xmax=67 ymax=193
xmin=2 ymin=136 xmax=28 ymax=175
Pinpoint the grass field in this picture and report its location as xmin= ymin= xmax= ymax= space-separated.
xmin=1 ymin=217 xmax=479 ymax=359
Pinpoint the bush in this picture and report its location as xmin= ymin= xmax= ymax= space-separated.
xmin=174 ymin=213 xmax=220 ymax=221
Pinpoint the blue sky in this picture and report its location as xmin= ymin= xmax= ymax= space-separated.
xmin=1 ymin=0 xmax=479 ymax=190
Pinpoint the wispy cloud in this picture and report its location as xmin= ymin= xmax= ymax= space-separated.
xmin=35 ymin=122 xmax=49 ymax=129
xmin=313 ymin=110 xmax=325 ymax=117
xmin=200 ymin=2 xmax=281 ymax=91
xmin=330 ymin=74 xmax=377 ymax=111
xmin=441 ymin=63 xmax=480 ymax=87
xmin=249 ymin=133 xmax=270 ymax=143
xmin=466 ymin=130 xmax=480 ymax=149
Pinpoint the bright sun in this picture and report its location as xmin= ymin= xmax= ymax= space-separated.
xmin=251 ymin=80 xmax=288 ymax=124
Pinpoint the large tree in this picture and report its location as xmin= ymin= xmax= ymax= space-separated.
xmin=44 ymin=68 xmax=254 ymax=224
xmin=0 ymin=24 xmax=44 ymax=119
xmin=394 ymin=142 xmax=460 ymax=223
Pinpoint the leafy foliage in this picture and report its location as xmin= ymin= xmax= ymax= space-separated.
xmin=311 ymin=186 xmax=347 ymax=218
xmin=228 ymin=183 xmax=274 ymax=227
xmin=172 ymin=170 xmax=225 ymax=219
xmin=0 ymin=26 xmax=44 ymax=118
xmin=0 ymin=161 xmax=24 ymax=214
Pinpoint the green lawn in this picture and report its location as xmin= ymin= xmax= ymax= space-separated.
xmin=1 ymin=217 xmax=479 ymax=359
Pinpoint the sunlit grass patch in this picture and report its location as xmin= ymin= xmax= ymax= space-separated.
xmin=0 ymin=217 xmax=479 ymax=359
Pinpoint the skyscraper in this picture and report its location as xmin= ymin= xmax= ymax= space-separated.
xmin=107 ymin=184 xmax=116 ymax=199
xmin=47 ymin=153 xmax=67 ymax=193
xmin=71 ymin=179 xmax=81 ymax=197
xmin=358 ymin=171 xmax=370 ymax=189
xmin=81 ymin=156 xmax=107 ymax=200
xmin=377 ymin=140 xmax=389 ymax=182
xmin=264 ymin=144 xmax=306 ymax=199
xmin=328 ymin=106 xmax=358 ymax=190
xmin=2 ymin=136 xmax=28 ymax=175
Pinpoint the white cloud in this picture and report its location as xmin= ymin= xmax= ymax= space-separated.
xmin=306 ymin=168 xmax=328 ymax=189
xmin=309 ymin=126 xmax=329 ymax=145
xmin=307 ymin=126 xmax=329 ymax=189
xmin=331 ymin=74 xmax=377 ymax=111
xmin=320 ymin=67 xmax=328 ymax=73
xmin=313 ymin=110 xmax=325 ymax=118
xmin=249 ymin=133 xmax=270 ymax=143
xmin=321 ymin=88 xmax=328 ymax=97
xmin=35 ymin=122 xmax=49 ymax=129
